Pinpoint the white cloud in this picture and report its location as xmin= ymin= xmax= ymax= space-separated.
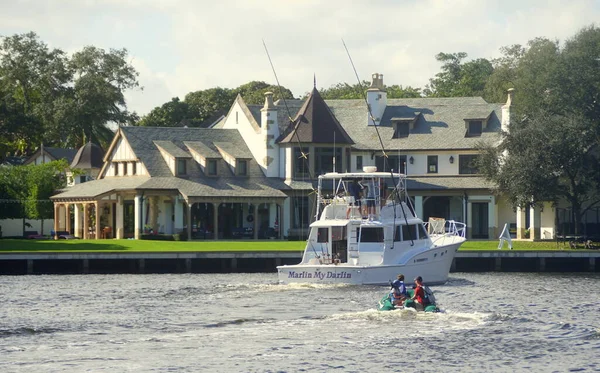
xmin=1 ymin=0 xmax=598 ymax=115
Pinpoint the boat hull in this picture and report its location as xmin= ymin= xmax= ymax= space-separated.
xmin=277 ymin=240 xmax=463 ymax=285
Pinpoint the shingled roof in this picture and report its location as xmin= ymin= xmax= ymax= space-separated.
xmin=326 ymin=97 xmax=502 ymax=150
xmin=278 ymin=88 xmax=354 ymax=145
xmin=52 ymin=126 xmax=289 ymax=200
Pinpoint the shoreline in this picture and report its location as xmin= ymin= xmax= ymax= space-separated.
xmin=0 ymin=250 xmax=598 ymax=275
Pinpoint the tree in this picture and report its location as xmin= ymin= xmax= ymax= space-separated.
xmin=184 ymin=87 xmax=235 ymax=126
xmin=234 ymin=81 xmax=293 ymax=105
xmin=319 ymin=81 xmax=421 ymax=99
xmin=0 ymin=32 xmax=70 ymax=155
xmin=58 ymin=46 xmax=140 ymax=148
xmin=424 ymin=52 xmax=494 ymax=99
xmin=0 ymin=160 xmax=67 ymax=235
xmin=138 ymin=97 xmax=192 ymax=127
xmin=479 ymin=112 xmax=600 ymax=235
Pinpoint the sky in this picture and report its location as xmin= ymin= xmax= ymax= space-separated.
xmin=1 ymin=0 xmax=599 ymax=117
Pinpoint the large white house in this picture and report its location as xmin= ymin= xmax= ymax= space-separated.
xmin=51 ymin=73 xmax=561 ymax=241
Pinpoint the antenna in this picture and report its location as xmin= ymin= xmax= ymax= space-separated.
xmin=341 ymin=39 xmax=413 ymax=246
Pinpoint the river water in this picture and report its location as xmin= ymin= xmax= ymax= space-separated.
xmin=1 ymin=272 xmax=599 ymax=372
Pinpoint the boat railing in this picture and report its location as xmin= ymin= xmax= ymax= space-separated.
xmin=424 ymin=220 xmax=466 ymax=246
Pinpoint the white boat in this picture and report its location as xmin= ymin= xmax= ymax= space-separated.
xmin=277 ymin=170 xmax=466 ymax=285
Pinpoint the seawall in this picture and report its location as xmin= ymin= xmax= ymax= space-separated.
xmin=0 ymin=251 xmax=598 ymax=275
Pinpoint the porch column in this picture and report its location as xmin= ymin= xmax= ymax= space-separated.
xmin=74 ymin=203 xmax=82 ymax=238
xmin=466 ymin=201 xmax=473 ymax=240
xmin=253 ymin=203 xmax=259 ymax=240
xmin=150 ymin=197 xmax=159 ymax=233
xmin=213 ymin=202 xmax=219 ymax=240
xmin=187 ymin=201 xmax=192 ymax=240
xmin=488 ymin=196 xmax=496 ymax=239
xmin=516 ymin=206 xmax=526 ymax=239
xmin=95 ymin=202 xmax=101 ymax=240
xmin=134 ymin=194 xmax=143 ymax=239
xmin=270 ymin=202 xmax=277 ymax=228
xmin=414 ymin=196 xmax=424 ymax=219
xmin=530 ymin=205 xmax=541 ymax=240
xmin=116 ymin=195 xmax=124 ymax=239
xmin=174 ymin=197 xmax=184 ymax=234
xmin=83 ymin=203 xmax=89 ymax=239
xmin=53 ymin=203 xmax=59 ymax=239
xmin=65 ymin=203 xmax=72 ymax=234
xmin=283 ymin=198 xmax=291 ymax=237
xmin=277 ymin=203 xmax=284 ymax=239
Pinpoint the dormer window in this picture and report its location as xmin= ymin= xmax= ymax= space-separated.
xmin=237 ymin=160 xmax=248 ymax=176
xmin=177 ymin=159 xmax=187 ymax=175
xmin=467 ymin=120 xmax=483 ymax=137
xmin=207 ymin=159 xmax=217 ymax=176
xmin=393 ymin=122 xmax=410 ymax=138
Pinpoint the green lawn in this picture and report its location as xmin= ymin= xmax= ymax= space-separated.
xmin=0 ymin=238 xmax=584 ymax=253
xmin=0 ymin=239 xmax=306 ymax=252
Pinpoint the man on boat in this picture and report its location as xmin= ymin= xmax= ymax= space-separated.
xmin=363 ymin=178 xmax=377 ymax=220
xmin=346 ymin=179 xmax=362 ymax=219
xmin=390 ymin=274 xmax=407 ymax=305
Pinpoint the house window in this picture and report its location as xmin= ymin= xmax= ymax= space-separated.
xmin=132 ymin=162 xmax=137 ymax=176
xmin=356 ymin=155 xmax=363 ymax=171
xmin=293 ymin=147 xmax=310 ymax=179
xmin=427 ymin=156 xmax=438 ymax=173
xmin=177 ymin=159 xmax=187 ymax=175
xmin=315 ymin=147 xmax=342 ymax=175
xmin=207 ymin=160 xmax=217 ymax=176
xmin=459 ymin=155 xmax=479 ymax=174
xmin=393 ymin=122 xmax=410 ymax=138
xmin=123 ymin=162 xmax=128 ymax=176
xmin=467 ymin=120 xmax=483 ymax=137
xmin=79 ymin=176 xmax=87 ymax=183
xmin=376 ymin=155 xmax=406 ymax=173
xmin=237 ymin=160 xmax=247 ymax=176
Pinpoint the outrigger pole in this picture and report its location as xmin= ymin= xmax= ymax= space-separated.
xmin=341 ymin=39 xmax=414 ymax=246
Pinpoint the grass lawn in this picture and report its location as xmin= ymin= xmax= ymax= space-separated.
xmin=0 ymin=238 xmax=586 ymax=253
xmin=0 ymin=239 xmax=306 ymax=252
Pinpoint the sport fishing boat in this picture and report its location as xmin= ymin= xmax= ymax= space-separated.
xmin=277 ymin=169 xmax=466 ymax=285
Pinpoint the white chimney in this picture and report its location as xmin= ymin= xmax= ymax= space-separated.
xmin=501 ymin=88 xmax=514 ymax=133
xmin=366 ymin=73 xmax=387 ymax=126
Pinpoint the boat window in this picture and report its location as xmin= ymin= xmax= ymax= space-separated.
xmin=332 ymin=226 xmax=346 ymax=241
xmin=317 ymin=228 xmax=329 ymax=243
xmin=418 ymin=224 xmax=428 ymax=239
xmin=358 ymin=227 xmax=384 ymax=242
xmin=401 ymin=225 xmax=415 ymax=241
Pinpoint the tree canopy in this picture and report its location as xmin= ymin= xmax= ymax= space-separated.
xmin=0 ymin=32 xmax=140 ymax=157
xmin=424 ymin=52 xmax=494 ymax=99
xmin=477 ymin=25 xmax=600 ymax=233
xmin=318 ymin=81 xmax=421 ymax=100
xmin=138 ymin=81 xmax=294 ymax=127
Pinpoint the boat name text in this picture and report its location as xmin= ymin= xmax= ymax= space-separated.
xmin=287 ymin=271 xmax=352 ymax=280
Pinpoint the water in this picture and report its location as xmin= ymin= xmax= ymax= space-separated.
xmin=1 ymin=273 xmax=599 ymax=372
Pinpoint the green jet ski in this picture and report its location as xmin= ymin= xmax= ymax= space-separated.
xmin=377 ymin=287 xmax=440 ymax=312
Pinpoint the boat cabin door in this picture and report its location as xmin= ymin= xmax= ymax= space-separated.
xmin=331 ymin=226 xmax=347 ymax=264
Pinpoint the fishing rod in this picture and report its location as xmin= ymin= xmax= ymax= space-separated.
xmin=341 ymin=39 xmax=414 ymax=246
xmin=262 ymin=40 xmax=319 ymax=241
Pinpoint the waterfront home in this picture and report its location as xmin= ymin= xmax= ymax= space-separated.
xmin=50 ymin=73 xmax=583 ymax=240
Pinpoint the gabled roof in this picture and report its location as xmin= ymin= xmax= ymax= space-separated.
xmin=24 ymin=147 xmax=78 ymax=165
xmin=278 ymin=88 xmax=354 ymax=145
xmin=121 ymin=126 xmax=264 ymax=179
